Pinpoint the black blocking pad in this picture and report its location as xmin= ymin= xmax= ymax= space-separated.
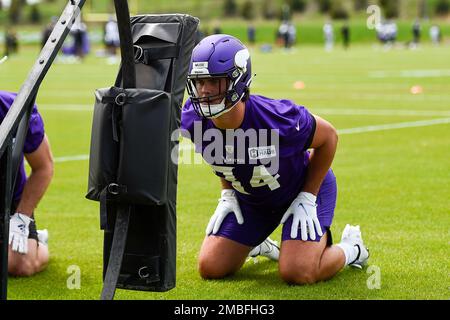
xmin=87 ymin=14 xmax=199 ymax=293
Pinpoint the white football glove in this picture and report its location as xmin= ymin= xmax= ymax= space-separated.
xmin=206 ymin=189 xmax=244 ymax=235
xmin=280 ymin=192 xmax=323 ymax=241
xmin=9 ymin=213 xmax=33 ymax=254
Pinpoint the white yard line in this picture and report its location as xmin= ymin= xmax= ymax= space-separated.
xmin=337 ymin=117 xmax=450 ymax=135
xmin=54 ymin=154 xmax=90 ymax=163
xmin=313 ymin=108 xmax=450 ymax=117
xmin=54 ymin=117 xmax=450 ymax=163
xmin=39 ymin=104 xmax=93 ymax=111
xmin=369 ymin=69 xmax=450 ymax=78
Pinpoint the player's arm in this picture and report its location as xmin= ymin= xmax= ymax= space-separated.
xmin=205 ymin=177 xmax=242 ymax=235
xmin=281 ymin=115 xmax=337 ymax=240
xmin=302 ymin=115 xmax=338 ymax=196
xmin=16 ymin=135 xmax=54 ymax=217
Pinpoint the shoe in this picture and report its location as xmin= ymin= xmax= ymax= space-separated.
xmin=340 ymin=224 xmax=369 ymax=269
xmin=37 ymin=229 xmax=49 ymax=246
xmin=248 ymin=237 xmax=280 ymax=261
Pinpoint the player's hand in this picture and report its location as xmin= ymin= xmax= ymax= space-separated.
xmin=280 ymin=192 xmax=323 ymax=241
xmin=206 ymin=189 xmax=243 ymax=235
xmin=9 ymin=213 xmax=33 ymax=254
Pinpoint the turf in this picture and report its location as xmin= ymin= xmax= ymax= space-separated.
xmin=0 ymin=42 xmax=449 ymax=300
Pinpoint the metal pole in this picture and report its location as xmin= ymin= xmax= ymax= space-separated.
xmin=0 ymin=144 xmax=13 ymax=300
xmin=0 ymin=0 xmax=87 ymax=301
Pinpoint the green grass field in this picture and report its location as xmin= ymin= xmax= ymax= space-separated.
xmin=0 ymin=41 xmax=449 ymax=300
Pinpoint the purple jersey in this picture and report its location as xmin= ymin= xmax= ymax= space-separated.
xmin=181 ymin=95 xmax=316 ymax=209
xmin=0 ymin=91 xmax=45 ymax=202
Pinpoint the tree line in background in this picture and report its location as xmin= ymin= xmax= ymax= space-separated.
xmin=225 ymin=0 xmax=450 ymax=20
xmin=1 ymin=0 xmax=450 ymax=25
xmin=3 ymin=0 xmax=46 ymax=24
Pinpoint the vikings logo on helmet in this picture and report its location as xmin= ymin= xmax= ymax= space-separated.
xmin=186 ymin=34 xmax=254 ymax=119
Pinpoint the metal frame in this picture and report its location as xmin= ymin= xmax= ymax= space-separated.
xmin=0 ymin=0 xmax=86 ymax=300
xmin=0 ymin=0 xmax=142 ymax=300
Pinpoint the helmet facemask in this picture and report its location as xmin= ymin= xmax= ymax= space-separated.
xmin=187 ymin=65 xmax=252 ymax=119
xmin=187 ymin=74 xmax=233 ymax=119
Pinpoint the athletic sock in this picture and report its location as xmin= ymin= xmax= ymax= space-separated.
xmin=336 ymin=242 xmax=359 ymax=266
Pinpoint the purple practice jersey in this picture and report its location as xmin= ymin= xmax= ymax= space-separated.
xmin=0 ymin=91 xmax=45 ymax=202
xmin=181 ymin=95 xmax=316 ymax=210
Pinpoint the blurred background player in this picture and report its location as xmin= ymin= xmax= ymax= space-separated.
xmin=0 ymin=91 xmax=53 ymax=277
xmin=41 ymin=16 xmax=57 ymax=49
xmin=376 ymin=20 xmax=398 ymax=49
xmin=4 ymin=29 xmax=18 ymax=57
xmin=341 ymin=22 xmax=350 ymax=50
xmin=247 ymin=24 xmax=256 ymax=46
xmin=429 ymin=25 xmax=442 ymax=46
xmin=286 ymin=21 xmax=296 ymax=50
xmin=103 ymin=15 xmax=120 ymax=64
xmin=61 ymin=14 xmax=89 ymax=62
xmin=72 ymin=14 xmax=88 ymax=60
xmin=277 ymin=20 xmax=296 ymax=50
xmin=411 ymin=19 xmax=421 ymax=49
xmin=181 ymin=35 xmax=369 ymax=284
xmin=212 ymin=23 xmax=222 ymax=35
xmin=323 ymin=21 xmax=334 ymax=51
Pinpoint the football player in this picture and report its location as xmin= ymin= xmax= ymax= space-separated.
xmin=0 ymin=91 xmax=53 ymax=277
xmin=181 ymin=35 xmax=369 ymax=284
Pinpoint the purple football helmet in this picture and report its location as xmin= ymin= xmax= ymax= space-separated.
xmin=186 ymin=34 xmax=253 ymax=118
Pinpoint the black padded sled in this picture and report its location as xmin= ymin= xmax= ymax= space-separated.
xmin=87 ymin=11 xmax=198 ymax=299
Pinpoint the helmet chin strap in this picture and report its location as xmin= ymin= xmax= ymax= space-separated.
xmin=199 ymin=72 xmax=254 ymax=119
xmin=200 ymin=80 xmax=235 ymax=119
xmin=200 ymin=97 xmax=232 ymax=119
